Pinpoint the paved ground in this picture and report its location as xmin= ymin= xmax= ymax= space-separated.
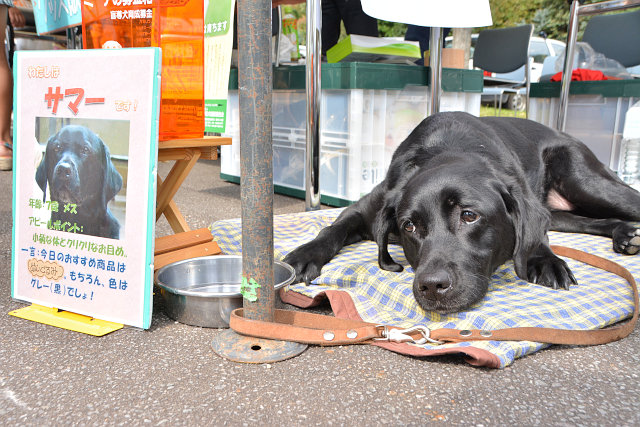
xmin=2 ymin=159 xmax=639 ymax=426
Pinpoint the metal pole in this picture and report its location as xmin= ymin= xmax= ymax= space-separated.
xmin=66 ymin=26 xmax=81 ymax=49
xmin=305 ymin=0 xmax=322 ymax=211
xmin=238 ymin=0 xmax=275 ymax=321
xmin=556 ymin=0 xmax=580 ymax=131
xmin=275 ymin=5 xmax=282 ymax=66
xmin=212 ymin=0 xmax=308 ymax=363
xmin=579 ymin=0 xmax=640 ymax=15
xmin=428 ymin=27 xmax=443 ymax=116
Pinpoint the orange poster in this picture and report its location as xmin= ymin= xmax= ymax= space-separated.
xmin=82 ymin=0 xmax=204 ymax=141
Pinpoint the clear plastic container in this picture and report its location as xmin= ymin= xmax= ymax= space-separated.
xmin=620 ymin=101 xmax=640 ymax=190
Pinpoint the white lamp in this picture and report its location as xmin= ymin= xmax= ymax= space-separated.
xmin=361 ymin=0 xmax=493 ymax=115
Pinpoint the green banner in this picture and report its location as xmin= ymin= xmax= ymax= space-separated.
xmin=204 ymin=0 xmax=235 ymax=133
xmin=205 ymin=99 xmax=228 ymax=133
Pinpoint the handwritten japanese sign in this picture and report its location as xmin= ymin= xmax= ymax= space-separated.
xmin=204 ymin=0 xmax=235 ymax=133
xmin=32 ymin=0 xmax=82 ymax=35
xmin=12 ymin=48 xmax=161 ymax=329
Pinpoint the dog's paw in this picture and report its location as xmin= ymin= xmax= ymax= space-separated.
xmin=527 ymin=253 xmax=577 ymax=290
xmin=378 ymin=251 xmax=404 ymax=272
xmin=283 ymin=243 xmax=329 ymax=285
xmin=613 ymin=225 xmax=640 ymax=255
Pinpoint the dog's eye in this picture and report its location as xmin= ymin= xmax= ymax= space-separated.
xmin=461 ymin=210 xmax=480 ymax=224
xmin=403 ymin=221 xmax=416 ymax=233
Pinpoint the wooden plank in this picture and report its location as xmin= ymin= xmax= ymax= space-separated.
xmin=158 ymin=147 xmax=199 ymax=162
xmin=158 ymin=136 xmax=232 ymax=149
xmin=154 ymin=241 xmax=222 ymax=271
xmin=199 ymin=146 xmax=219 ymax=160
xmin=154 ymin=228 xmax=213 ymax=255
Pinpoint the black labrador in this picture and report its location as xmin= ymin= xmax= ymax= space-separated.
xmin=284 ymin=112 xmax=640 ymax=313
xmin=36 ymin=125 xmax=123 ymax=239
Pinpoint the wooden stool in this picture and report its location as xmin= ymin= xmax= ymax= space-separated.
xmin=157 ymin=136 xmax=232 ymax=234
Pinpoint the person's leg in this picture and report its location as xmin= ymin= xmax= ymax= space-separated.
xmin=321 ymin=0 xmax=342 ymax=54
xmin=0 ymin=5 xmax=13 ymax=166
xmin=340 ymin=0 xmax=378 ymax=37
xmin=405 ymin=26 xmax=451 ymax=66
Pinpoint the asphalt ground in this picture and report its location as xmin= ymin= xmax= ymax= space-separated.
xmin=2 ymin=159 xmax=640 ymax=426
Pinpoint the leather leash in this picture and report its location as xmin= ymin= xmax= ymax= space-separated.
xmin=229 ymin=246 xmax=638 ymax=347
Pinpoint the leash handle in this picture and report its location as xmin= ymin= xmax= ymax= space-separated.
xmin=229 ymin=246 xmax=638 ymax=347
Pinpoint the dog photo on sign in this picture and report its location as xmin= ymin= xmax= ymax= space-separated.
xmin=34 ymin=117 xmax=129 ymax=240
xmin=284 ymin=112 xmax=640 ymax=313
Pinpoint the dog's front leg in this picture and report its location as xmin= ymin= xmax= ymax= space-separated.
xmin=525 ymin=243 xmax=578 ymax=290
xmin=283 ymin=207 xmax=372 ymax=285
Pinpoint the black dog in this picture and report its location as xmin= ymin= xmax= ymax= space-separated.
xmin=36 ymin=125 xmax=123 ymax=239
xmin=284 ymin=112 xmax=640 ymax=313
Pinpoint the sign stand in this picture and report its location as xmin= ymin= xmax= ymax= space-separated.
xmin=9 ymin=304 xmax=123 ymax=336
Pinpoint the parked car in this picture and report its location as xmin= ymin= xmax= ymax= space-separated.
xmin=445 ymin=33 xmax=566 ymax=110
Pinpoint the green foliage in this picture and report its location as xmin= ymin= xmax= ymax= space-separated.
xmin=377 ymin=21 xmax=408 ymax=38
xmin=488 ymin=0 xmax=601 ymax=40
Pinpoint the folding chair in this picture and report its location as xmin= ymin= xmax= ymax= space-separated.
xmin=473 ymin=24 xmax=534 ymax=117
xmin=582 ymin=8 xmax=640 ymax=70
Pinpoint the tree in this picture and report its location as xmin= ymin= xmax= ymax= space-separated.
xmin=489 ymin=0 xmax=601 ymax=40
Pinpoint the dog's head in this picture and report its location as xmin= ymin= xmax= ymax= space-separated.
xmin=36 ymin=125 xmax=122 ymax=210
xmin=375 ymin=152 xmax=549 ymax=313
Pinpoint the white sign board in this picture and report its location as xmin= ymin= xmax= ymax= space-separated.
xmin=11 ymin=48 xmax=161 ymax=329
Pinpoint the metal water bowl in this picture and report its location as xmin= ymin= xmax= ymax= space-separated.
xmin=154 ymin=255 xmax=295 ymax=328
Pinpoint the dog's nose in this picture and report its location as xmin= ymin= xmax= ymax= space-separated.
xmin=416 ymin=269 xmax=452 ymax=300
xmin=56 ymin=162 xmax=73 ymax=178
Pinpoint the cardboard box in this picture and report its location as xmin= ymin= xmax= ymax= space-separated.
xmin=327 ymin=35 xmax=421 ymax=64
xmin=425 ymin=48 xmax=466 ymax=69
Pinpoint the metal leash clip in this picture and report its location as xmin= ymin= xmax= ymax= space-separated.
xmin=375 ymin=325 xmax=443 ymax=345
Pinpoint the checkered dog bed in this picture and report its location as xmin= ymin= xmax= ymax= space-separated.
xmin=211 ymin=209 xmax=637 ymax=368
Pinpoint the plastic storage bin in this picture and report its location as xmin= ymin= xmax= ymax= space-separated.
xmin=221 ymin=63 xmax=482 ymax=206
xmin=529 ymin=80 xmax=640 ymax=172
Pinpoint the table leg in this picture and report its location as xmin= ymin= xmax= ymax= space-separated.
xmin=156 ymin=148 xmax=201 ymax=224
xmin=156 ymin=175 xmax=191 ymax=233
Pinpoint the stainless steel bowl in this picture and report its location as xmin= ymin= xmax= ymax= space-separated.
xmin=154 ymin=255 xmax=295 ymax=328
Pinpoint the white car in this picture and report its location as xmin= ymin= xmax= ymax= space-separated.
xmin=445 ymin=34 xmax=566 ymax=81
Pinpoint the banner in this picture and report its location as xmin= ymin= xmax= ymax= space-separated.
xmin=82 ymin=0 xmax=204 ymax=141
xmin=32 ymin=0 xmax=81 ymax=35
xmin=204 ymin=0 xmax=235 ymax=133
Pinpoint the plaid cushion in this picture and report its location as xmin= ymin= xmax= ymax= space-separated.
xmin=211 ymin=209 xmax=637 ymax=368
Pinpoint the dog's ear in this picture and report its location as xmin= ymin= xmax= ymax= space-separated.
xmin=98 ymin=135 xmax=123 ymax=203
xmin=374 ymin=191 xmax=403 ymax=272
xmin=35 ymin=134 xmax=55 ymax=202
xmin=499 ymin=182 xmax=550 ymax=281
